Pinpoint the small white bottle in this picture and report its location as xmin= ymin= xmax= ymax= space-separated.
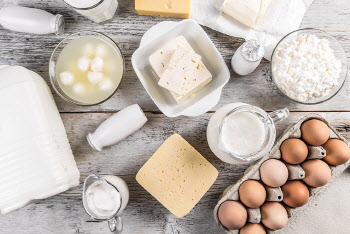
xmin=87 ymin=104 xmax=147 ymax=151
xmin=231 ymin=39 xmax=264 ymax=76
xmin=0 ymin=6 xmax=64 ymax=35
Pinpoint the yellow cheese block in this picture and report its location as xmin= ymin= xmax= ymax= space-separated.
xmin=135 ymin=0 xmax=192 ymax=19
xmin=136 ymin=134 xmax=218 ymax=218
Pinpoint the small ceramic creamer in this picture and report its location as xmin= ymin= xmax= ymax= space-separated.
xmin=0 ymin=64 xmax=80 ymax=214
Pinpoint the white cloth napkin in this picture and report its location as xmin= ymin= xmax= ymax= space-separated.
xmin=191 ymin=0 xmax=315 ymax=60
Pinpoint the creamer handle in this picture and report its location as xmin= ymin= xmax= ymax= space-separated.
xmin=108 ymin=216 xmax=123 ymax=233
xmin=269 ymin=108 xmax=290 ymax=123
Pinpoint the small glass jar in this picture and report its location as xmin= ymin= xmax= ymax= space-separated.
xmin=83 ymin=174 xmax=129 ymax=233
xmin=207 ymin=103 xmax=289 ymax=165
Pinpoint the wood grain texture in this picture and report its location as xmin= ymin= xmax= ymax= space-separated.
xmin=0 ymin=0 xmax=350 ymax=233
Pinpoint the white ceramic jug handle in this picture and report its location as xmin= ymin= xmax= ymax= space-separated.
xmin=108 ymin=216 xmax=123 ymax=233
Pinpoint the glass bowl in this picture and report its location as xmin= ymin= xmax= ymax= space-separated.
xmin=271 ymin=28 xmax=348 ymax=104
xmin=49 ymin=31 xmax=125 ymax=106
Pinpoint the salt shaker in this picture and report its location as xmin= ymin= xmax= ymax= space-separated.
xmin=0 ymin=6 xmax=65 ymax=35
xmin=87 ymin=104 xmax=147 ymax=151
xmin=231 ymin=39 xmax=264 ymax=76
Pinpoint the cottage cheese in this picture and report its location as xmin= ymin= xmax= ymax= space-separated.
xmin=272 ymin=34 xmax=342 ymax=102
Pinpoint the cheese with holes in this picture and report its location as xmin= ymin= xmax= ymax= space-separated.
xmin=149 ymin=36 xmax=212 ymax=103
xmin=135 ymin=0 xmax=191 ymax=19
xmin=222 ymin=0 xmax=273 ymax=28
xmin=136 ymin=134 xmax=218 ymax=218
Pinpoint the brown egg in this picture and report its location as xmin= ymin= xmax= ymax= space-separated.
xmin=218 ymin=201 xmax=247 ymax=230
xmin=281 ymin=138 xmax=308 ymax=164
xmin=239 ymin=180 xmax=266 ymax=208
xmin=301 ymin=119 xmax=329 ymax=146
xmin=239 ymin=223 xmax=266 ymax=234
xmin=261 ymin=202 xmax=288 ymax=230
xmin=302 ymin=159 xmax=331 ymax=187
xmin=260 ymin=159 xmax=289 ymax=187
xmin=282 ymin=181 xmax=309 ymax=208
xmin=323 ymin=139 xmax=350 ymax=166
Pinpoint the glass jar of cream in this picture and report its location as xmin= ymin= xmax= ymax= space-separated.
xmin=207 ymin=103 xmax=289 ymax=165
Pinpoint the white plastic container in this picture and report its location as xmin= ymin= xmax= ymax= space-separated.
xmin=0 ymin=65 xmax=80 ymax=214
xmin=132 ymin=19 xmax=230 ymax=117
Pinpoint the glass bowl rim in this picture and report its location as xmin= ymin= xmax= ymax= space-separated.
xmin=270 ymin=28 xmax=348 ymax=105
xmin=49 ymin=30 xmax=125 ymax=106
xmin=62 ymin=0 xmax=105 ymax=10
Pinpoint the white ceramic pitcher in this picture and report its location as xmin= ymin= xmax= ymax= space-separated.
xmin=0 ymin=62 xmax=80 ymax=214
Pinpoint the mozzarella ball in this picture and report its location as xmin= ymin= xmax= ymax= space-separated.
xmin=91 ymin=57 xmax=104 ymax=72
xmin=77 ymin=57 xmax=91 ymax=72
xmin=59 ymin=71 xmax=74 ymax=85
xmin=88 ymin=71 xmax=104 ymax=84
xmin=96 ymin=44 xmax=107 ymax=57
xmin=73 ymin=83 xmax=85 ymax=94
xmin=99 ymin=78 xmax=114 ymax=91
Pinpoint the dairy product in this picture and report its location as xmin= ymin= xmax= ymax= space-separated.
xmin=136 ymin=134 xmax=218 ymax=218
xmin=221 ymin=111 xmax=266 ymax=155
xmin=158 ymin=48 xmax=201 ymax=95
xmin=85 ymin=175 xmax=129 ymax=218
xmin=0 ymin=6 xmax=64 ymax=35
xmin=63 ymin=0 xmax=119 ymax=23
xmin=55 ymin=35 xmax=123 ymax=104
xmin=272 ymin=34 xmax=342 ymax=102
xmin=222 ymin=0 xmax=272 ymax=28
xmin=0 ymin=65 xmax=80 ymax=214
xmin=149 ymin=36 xmax=212 ymax=103
xmin=135 ymin=0 xmax=191 ymax=19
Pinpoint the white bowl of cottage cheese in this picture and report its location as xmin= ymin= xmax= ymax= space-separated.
xmin=271 ymin=28 xmax=348 ymax=104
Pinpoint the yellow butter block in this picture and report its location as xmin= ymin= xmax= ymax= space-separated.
xmin=136 ymin=134 xmax=218 ymax=218
xmin=135 ymin=0 xmax=192 ymax=19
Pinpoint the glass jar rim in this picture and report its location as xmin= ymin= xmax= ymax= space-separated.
xmin=218 ymin=104 xmax=276 ymax=162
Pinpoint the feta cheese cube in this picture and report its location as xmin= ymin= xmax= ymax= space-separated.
xmin=73 ymin=83 xmax=85 ymax=94
xmin=99 ymin=78 xmax=114 ymax=91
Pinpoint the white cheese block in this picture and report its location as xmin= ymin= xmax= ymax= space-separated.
xmin=149 ymin=36 xmax=212 ymax=103
xmin=222 ymin=0 xmax=273 ymax=28
xmin=158 ymin=47 xmax=202 ymax=96
xmin=136 ymin=134 xmax=218 ymax=218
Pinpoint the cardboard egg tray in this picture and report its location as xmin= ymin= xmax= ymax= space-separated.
xmin=213 ymin=114 xmax=350 ymax=233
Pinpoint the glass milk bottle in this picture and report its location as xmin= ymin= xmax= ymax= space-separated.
xmin=207 ymin=103 xmax=289 ymax=165
xmin=62 ymin=0 xmax=119 ymax=23
xmin=0 ymin=63 xmax=80 ymax=214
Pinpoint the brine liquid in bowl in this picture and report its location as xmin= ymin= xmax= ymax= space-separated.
xmin=55 ymin=36 xmax=123 ymax=105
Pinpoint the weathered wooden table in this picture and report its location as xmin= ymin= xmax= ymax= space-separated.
xmin=1 ymin=0 xmax=350 ymax=233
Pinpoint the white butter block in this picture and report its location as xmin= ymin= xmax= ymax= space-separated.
xmin=59 ymin=71 xmax=74 ymax=85
xmin=88 ymin=71 xmax=104 ymax=84
xmin=222 ymin=0 xmax=272 ymax=28
xmin=77 ymin=57 xmax=91 ymax=72
xmin=91 ymin=57 xmax=104 ymax=72
xmin=149 ymin=36 xmax=212 ymax=103
xmin=136 ymin=134 xmax=218 ymax=218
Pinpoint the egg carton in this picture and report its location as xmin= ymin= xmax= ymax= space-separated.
xmin=213 ymin=113 xmax=350 ymax=233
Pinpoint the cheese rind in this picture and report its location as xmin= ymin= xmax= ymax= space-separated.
xmin=136 ymin=134 xmax=218 ymax=218
xmin=135 ymin=0 xmax=191 ymax=19
xmin=222 ymin=0 xmax=272 ymax=28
